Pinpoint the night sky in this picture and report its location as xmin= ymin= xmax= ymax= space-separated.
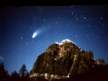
xmin=0 ymin=6 xmax=108 ymax=73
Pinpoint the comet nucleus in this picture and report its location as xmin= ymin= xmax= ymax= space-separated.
xmin=32 ymin=30 xmax=40 ymax=39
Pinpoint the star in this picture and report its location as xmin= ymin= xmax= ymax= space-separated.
xmin=74 ymin=34 xmax=79 ymax=39
xmin=0 ymin=56 xmax=4 ymax=62
xmin=98 ymin=17 xmax=104 ymax=26
xmin=71 ymin=11 xmax=74 ymax=15
xmin=86 ymin=34 xmax=90 ymax=39
xmin=87 ymin=24 xmax=92 ymax=28
xmin=42 ymin=18 xmax=46 ymax=22
xmin=100 ymin=16 xmax=103 ymax=20
xmin=57 ymin=16 xmax=61 ymax=19
xmin=20 ymin=36 xmax=23 ymax=40
xmin=75 ymin=17 xmax=79 ymax=21
xmin=83 ymin=16 xmax=87 ymax=20
xmin=55 ymin=21 xmax=58 ymax=24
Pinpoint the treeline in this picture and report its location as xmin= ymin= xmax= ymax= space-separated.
xmin=0 ymin=63 xmax=30 ymax=81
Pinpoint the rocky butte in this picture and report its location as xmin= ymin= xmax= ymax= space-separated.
xmin=29 ymin=39 xmax=105 ymax=80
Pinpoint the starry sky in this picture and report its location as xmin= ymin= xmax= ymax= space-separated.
xmin=0 ymin=6 xmax=108 ymax=73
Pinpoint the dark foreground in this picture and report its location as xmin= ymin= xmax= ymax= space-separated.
xmin=1 ymin=65 xmax=108 ymax=81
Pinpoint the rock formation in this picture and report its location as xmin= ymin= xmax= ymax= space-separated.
xmin=30 ymin=39 xmax=96 ymax=80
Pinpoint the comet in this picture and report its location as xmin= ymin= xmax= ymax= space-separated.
xmin=32 ymin=27 xmax=47 ymax=39
xmin=32 ymin=30 xmax=40 ymax=39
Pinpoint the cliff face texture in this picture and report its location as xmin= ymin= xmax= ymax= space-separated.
xmin=30 ymin=39 xmax=96 ymax=79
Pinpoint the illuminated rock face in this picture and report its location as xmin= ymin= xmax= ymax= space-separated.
xmin=96 ymin=59 xmax=105 ymax=65
xmin=30 ymin=39 xmax=95 ymax=80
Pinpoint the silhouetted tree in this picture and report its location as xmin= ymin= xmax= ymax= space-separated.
xmin=10 ymin=70 xmax=20 ymax=81
xmin=19 ymin=64 xmax=29 ymax=78
xmin=0 ymin=63 xmax=9 ymax=80
xmin=11 ymin=71 xmax=19 ymax=78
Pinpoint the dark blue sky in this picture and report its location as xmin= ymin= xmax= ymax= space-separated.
xmin=0 ymin=6 xmax=108 ymax=73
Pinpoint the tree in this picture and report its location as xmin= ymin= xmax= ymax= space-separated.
xmin=0 ymin=63 xmax=9 ymax=80
xmin=19 ymin=64 xmax=29 ymax=78
xmin=11 ymin=71 xmax=19 ymax=78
